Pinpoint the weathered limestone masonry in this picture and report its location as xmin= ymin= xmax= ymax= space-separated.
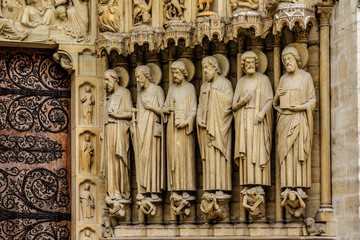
xmin=330 ymin=1 xmax=360 ymax=239
xmin=0 ymin=0 xmax=358 ymax=239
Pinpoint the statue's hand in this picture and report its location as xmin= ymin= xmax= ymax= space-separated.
xmin=163 ymin=106 xmax=174 ymax=114
xmin=197 ymin=120 xmax=206 ymax=128
xmin=176 ymin=120 xmax=188 ymax=129
xmin=240 ymin=92 xmax=251 ymax=104
xmin=143 ymin=101 xmax=154 ymax=111
xmin=254 ymin=112 xmax=264 ymax=125
xmin=277 ymin=88 xmax=287 ymax=96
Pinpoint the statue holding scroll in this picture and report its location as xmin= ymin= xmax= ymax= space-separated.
xmin=274 ymin=45 xmax=316 ymax=189
xmin=104 ymin=69 xmax=132 ymax=200
xmin=233 ymin=51 xmax=273 ymax=187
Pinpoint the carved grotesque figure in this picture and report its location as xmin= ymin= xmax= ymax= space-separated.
xmin=170 ymin=192 xmax=191 ymax=217
xmin=80 ymin=183 xmax=95 ymax=220
xmin=136 ymin=193 xmax=156 ymax=216
xmin=81 ymin=85 xmax=95 ymax=125
xmin=104 ymin=69 xmax=132 ymax=201
xmin=305 ymin=218 xmax=326 ymax=236
xmin=98 ymin=0 xmax=122 ymax=32
xmin=241 ymin=186 xmax=265 ymax=219
xmin=134 ymin=65 xmax=164 ymax=200
xmin=200 ymin=192 xmax=222 ymax=220
xmin=134 ymin=0 xmax=152 ymax=25
xmin=197 ymin=56 xmax=233 ymax=196
xmin=163 ymin=60 xmax=196 ymax=200
xmin=233 ymin=51 xmax=273 ymax=189
xmin=274 ymin=46 xmax=316 ymax=189
xmin=102 ymin=219 xmax=114 ymax=238
xmin=105 ymin=194 xmax=126 ymax=218
xmin=81 ymin=134 xmax=94 ymax=173
xmin=281 ymin=188 xmax=307 ymax=218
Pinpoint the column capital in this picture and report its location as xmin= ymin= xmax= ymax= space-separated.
xmin=317 ymin=6 xmax=332 ymax=27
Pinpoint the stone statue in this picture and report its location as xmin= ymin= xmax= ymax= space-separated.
xmin=82 ymin=229 xmax=93 ymax=240
xmin=104 ymin=69 xmax=132 ymax=200
xmin=233 ymin=51 xmax=273 ymax=187
xmin=163 ymin=60 xmax=196 ymax=196
xmin=134 ymin=0 xmax=152 ymax=25
xmin=164 ymin=0 xmax=185 ymax=20
xmin=136 ymin=193 xmax=156 ymax=216
xmin=66 ymin=0 xmax=89 ymax=35
xmin=200 ymin=192 xmax=222 ymax=220
xmin=198 ymin=0 xmax=212 ymax=12
xmin=274 ymin=46 xmax=316 ymax=189
xmin=98 ymin=0 xmax=122 ymax=32
xmin=105 ymin=194 xmax=126 ymax=218
xmin=21 ymin=0 xmax=55 ymax=28
xmin=305 ymin=218 xmax=326 ymax=236
xmin=134 ymin=64 xmax=164 ymax=200
xmin=81 ymin=134 xmax=94 ymax=173
xmin=281 ymin=188 xmax=307 ymax=218
xmin=197 ymin=55 xmax=233 ymax=195
xmin=102 ymin=219 xmax=114 ymax=238
xmin=80 ymin=183 xmax=95 ymax=220
xmin=170 ymin=192 xmax=192 ymax=217
xmin=241 ymin=186 xmax=265 ymax=219
xmin=0 ymin=18 xmax=29 ymax=40
xmin=81 ymin=85 xmax=95 ymax=125
xmin=230 ymin=0 xmax=259 ymax=11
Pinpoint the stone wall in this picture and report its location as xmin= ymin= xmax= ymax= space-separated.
xmin=331 ymin=1 xmax=360 ymax=239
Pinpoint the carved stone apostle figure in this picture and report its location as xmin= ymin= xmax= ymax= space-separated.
xmin=163 ymin=60 xmax=196 ymax=197
xmin=81 ymin=85 xmax=95 ymax=125
xmin=81 ymin=134 xmax=94 ymax=173
xmin=80 ymin=183 xmax=95 ymax=220
xmin=104 ymin=69 xmax=132 ymax=200
xmin=98 ymin=0 xmax=122 ymax=32
xmin=197 ymin=56 xmax=233 ymax=196
xmin=233 ymin=51 xmax=273 ymax=188
xmin=274 ymin=46 xmax=316 ymax=189
xmin=134 ymin=65 xmax=165 ymax=200
xmin=134 ymin=0 xmax=152 ymax=25
xmin=21 ymin=0 xmax=55 ymax=28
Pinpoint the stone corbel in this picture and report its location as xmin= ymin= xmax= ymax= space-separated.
xmin=53 ymin=50 xmax=74 ymax=74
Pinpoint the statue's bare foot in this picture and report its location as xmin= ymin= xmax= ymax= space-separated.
xmin=151 ymin=193 xmax=159 ymax=200
xmin=215 ymin=190 xmax=224 ymax=196
xmin=182 ymin=191 xmax=190 ymax=199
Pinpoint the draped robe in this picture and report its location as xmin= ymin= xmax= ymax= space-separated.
xmin=233 ymin=72 xmax=273 ymax=186
xmin=197 ymin=75 xmax=233 ymax=191
xmin=104 ymin=87 xmax=132 ymax=199
xmin=136 ymin=83 xmax=165 ymax=193
xmin=275 ymin=69 xmax=316 ymax=188
xmin=163 ymin=81 xmax=197 ymax=191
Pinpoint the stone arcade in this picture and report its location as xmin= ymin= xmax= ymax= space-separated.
xmin=0 ymin=0 xmax=359 ymax=239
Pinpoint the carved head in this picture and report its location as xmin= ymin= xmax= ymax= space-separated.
xmin=202 ymin=56 xmax=221 ymax=82
xmin=170 ymin=192 xmax=182 ymax=202
xmin=104 ymin=69 xmax=118 ymax=93
xmin=305 ymin=217 xmax=315 ymax=226
xmin=84 ymin=183 xmax=90 ymax=191
xmin=288 ymin=191 xmax=297 ymax=201
xmin=84 ymin=134 xmax=90 ymax=142
xmin=241 ymin=51 xmax=259 ymax=75
xmin=136 ymin=193 xmax=145 ymax=201
xmin=171 ymin=60 xmax=188 ymax=84
xmin=282 ymin=46 xmax=301 ymax=72
xmin=56 ymin=6 xmax=67 ymax=21
xmin=84 ymin=229 xmax=90 ymax=237
xmin=85 ymin=85 xmax=91 ymax=92
xmin=135 ymin=65 xmax=152 ymax=89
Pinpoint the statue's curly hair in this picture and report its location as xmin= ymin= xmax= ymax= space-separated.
xmin=202 ymin=56 xmax=221 ymax=74
xmin=171 ymin=60 xmax=188 ymax=79
xmin=282 ymin=46 xmax=302 ymax=68
xmin=135 ymin=65 xmax=153 ymax=82
xmin=240 ymin=51 xmax=259 ymax=71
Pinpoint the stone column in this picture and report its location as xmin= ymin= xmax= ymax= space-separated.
xmin=273 ymin=35 xmax=282 ymax=223
xmin=317 ymin=5 xmax=334 ymax=219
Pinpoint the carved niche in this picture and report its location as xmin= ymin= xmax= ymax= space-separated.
xmin=79 ymin=180 xmax=96 ymax=221
xmin=79 ymin=83 xmax=96 ymax=126
xmin=79 ymin=131 xmax=97 ymax=174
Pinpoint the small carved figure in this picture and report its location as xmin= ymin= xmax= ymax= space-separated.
xmin=134 ymin=0 xmax=152 ymax=25
xmin=241 ymin=186 xmax=265 ymax=219
xmin=200 ymin=192 xmax=222 ymax=220
xmin=102 ymin=219 xmax=114 ymax=238
xmin=0 ymin=18 xmax=29 ymax=40
xmin=55 ymin=5 xmax=67 ymax=23
xmin=164 ymin=0 xmax=185 ymax=20
xmin=105 ymin=194 xmax=126 ymax=218
xmin=98 ymin=0 xmax=122 ymax=32
xmin=170 ymin=192 xmax=191 ymax=217
xmin=233 ymin=51 xmax=273 ymax=187
xmin=80 ymin=85 xmax=95 ymax=125
xmin=21 ymin=0 xmax=55 ymax=28
xmin=104 ymin=69 xmax=132 ymax=201
xmin=197 ymin=56 xmax=233 ymax=194
xmin=136 ymin=193 xmax=156 ymax=216
xmin=82 ymin=229 xmax=93 ymax=240
xmin=53 ymin=52 xmax=74 ymax=74
xmin=80 ymin=183 xmax=95 ymax=220
xmin=281 ymin=188 xmax=307 ymax=218
xmin=198 ymin=0 xmax=212 ymax=12
xmin=81 ymin=134 xmax=94 ymax=173
xmin=230 ymin=0 xmax=259 ymax=11
xmin=305 ymin=218 xmax=326 ymax=236
xmin=163 ymin=60 xmax=196 ymax=194
xmin=134 ymin=65 xmax=164 ymax=199
xmin=274 ymin=46 xmax=316 ymax=189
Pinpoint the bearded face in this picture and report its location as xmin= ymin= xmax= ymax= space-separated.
xmin=104 ymin=72 xmax=116 ymax=93
xmin=135 ymin=70 xmax=147 ymax=89
xmin=244 ymin=57 xmax=256 ymax=75
xmin=203 ymin=62 xmax=216 ymax=82
xmin=283 ymin=53 xmax=298 ymax=73
xmin=172 ymin=68 xmax=185 ymax=85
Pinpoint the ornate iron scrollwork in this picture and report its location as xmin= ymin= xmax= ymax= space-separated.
xmin=0 ymin=49 xmax=71 ymax=240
